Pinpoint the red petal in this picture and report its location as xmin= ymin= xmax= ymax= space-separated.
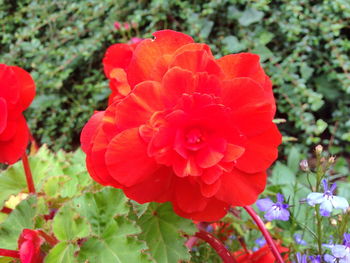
xmin=11 ymin=66 xmax=36 ymax=111
xmin=222 ymin=143 xmax=245 ymax=162
xmin=0 ymin=64 xmax=20 ymax=105
xmin=200 ymin=179 xmax=221 ymax=198
xmin=169 ymin=49 xmax=223 ymax=76
xmin=103 ymin=44 xmax=134 ymax=77
xmin=236 ymin=124 xmax=281 ymax=173
xmin=195 ymin=138 xmax=226 ymax=168
xmin=127 ymin=30 xmax=193 ymax=86
xmin=217 ymin=53 xmax=266 ymax=84
xmin=222 ymin=78 xmax=274 ymax=137
xmin=0 ymin=98 xmax=7 ymax=134
xmin=201 ymin=166 xmax=223 ymax=184
xmin=18 ymin=229 xmax=43 ymax=263
xmin=105 ymin=128 xmax=159 ymax=187
xmin=173 ymin=197 xmax=229 ymax=221
xmin=124 ymin=166 xmax=174 ymax=203
xmin=174 ymin=178 xmax=208 ymax=213
xmin=161 ymin=67 xmax=196 ymax=107
xmin=0 ymin=115 xmax=29 ymax=165
xmin=215 ymin=168 xmax=267 ymax=206
xmin=173 ymin=156 xmax=202 ymax=177
xmin=116 ymin=81 xmax=163 ymax=130
xmin=80 ymin=111 xmax=104 ymax=154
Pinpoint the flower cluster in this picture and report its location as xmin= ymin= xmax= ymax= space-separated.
xmin=81 ymin=30 xmax=281 ymax=221
xmin=0 ymin=64 xmax=36 ymax=164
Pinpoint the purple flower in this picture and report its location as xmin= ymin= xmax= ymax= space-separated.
xmin=294 ymin=233 xmax=307 ymax=246
xmin=256 ymin=193 xmax=290 ymax=221
xmin=253 ymin=237 xmax=266 ymax=251
xmin=309 ymin=255 xmax=322 ymax=263
xmin=307 ymin=179 xmax=349 ymax=216
xmin=324 ymin=233 xmax=350 ymax=263
xmin=295 ymin=253 xmax=307 ymax=263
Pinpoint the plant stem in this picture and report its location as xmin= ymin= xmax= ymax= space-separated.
xmin=22 ymin=153 xmax=36 ymax=194
xmin=38 ymin=230 xmax=58 ymax=246
xmin=195 ymin=230 xmax=237 ymax=263
xmin=0 ymin=248 xmax=20 ymax=258
xmin=242 ymin=206 xmax=285 ymax=263
xmin=315 ymin=206 xmax=323 ymax=255
xmin=0 ymin=207 xmax=12 ymax=214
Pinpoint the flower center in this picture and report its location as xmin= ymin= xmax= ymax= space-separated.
xmin=184 ymin=128 xmax=205 ymax=151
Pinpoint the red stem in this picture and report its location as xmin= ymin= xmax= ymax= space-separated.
xmin=22 ymin=153 xmax=36 ymax=194
xmin=38 ymin=230 xmax=58 ymax=246
xmin=243 ymin=206 xmax=285 ymax=263
xmin=0 ymin=248 xmax=20 ymax=258
xmin=195 ymin=230 xmax=237 ymax=263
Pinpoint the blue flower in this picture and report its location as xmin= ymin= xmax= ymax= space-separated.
xmin=307 ymin=179 xmax=349 ymax=216
xmin=294 ymin=233 xmax=307 ymax=246
xmin=256 ymin=193 xmax=290 ymax=221
xmin=324 ymin=233 xmax=350 ymax=263
xmin=252 ymin=237 xmax=266 ymax=251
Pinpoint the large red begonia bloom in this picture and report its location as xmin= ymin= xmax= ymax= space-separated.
xmin=81 ymin=30 xmax=282 ymax=221
xmin=18 ymin=229 xmax=44 ymax=263
xmin=0 ymin=64 xmax=35 ymax=164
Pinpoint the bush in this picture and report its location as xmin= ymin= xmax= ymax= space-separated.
xmin=1 ymin=0 xmax=350 ymax=153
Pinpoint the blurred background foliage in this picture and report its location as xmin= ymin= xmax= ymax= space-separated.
xmin=1 ymin=0 xmax=350 ymax=154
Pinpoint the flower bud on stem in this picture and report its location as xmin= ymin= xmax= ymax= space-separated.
xmin=22 ymin=153 xmax=36 ymax=194
xmin=241 ymin=206 xmax=285 ymax=263
xmin=0 ymin=248 xmax=20 ymax=258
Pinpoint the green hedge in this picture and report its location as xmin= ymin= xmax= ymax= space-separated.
xmin=1 ymin=0 xmax=350 ymax=153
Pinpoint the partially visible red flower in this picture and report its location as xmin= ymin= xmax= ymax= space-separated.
xmin=82 ymin=30 xmax=281 ymax=221
xmin=103 ymin=38 xmax=144 ymax=104
xmin=0 ymin=64 xmax=36 ymax=164
xmin=18 ymin=229 xmax=44 ymax=263
xmin=234 ymin=243 xmax=289 ymax=262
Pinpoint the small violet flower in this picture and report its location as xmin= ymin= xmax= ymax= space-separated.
xmin=295 ymin=253 xmax=307 ymax=263
xmin=324 ymin=233 xmax=350 ymax=263
xmin=294 ymin=233 xmax=307 ymax=246
xmin=252 ymin=237 xmax=266 ymax=251
xmin=256 ymin=193 xmax=290 ymax=221
xmin=307 ymin=179 xmax=349 ymax=216
xmin=309 ymin=255 xmax=322 ymax=263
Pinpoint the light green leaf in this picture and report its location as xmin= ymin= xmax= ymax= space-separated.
xmin=222 ymin=35 xmax=246 ymax=53
xmin=45 ymin=242 xmax=78 ymax=263
xmin=78 ymin=218 xmax=151 ymax=263
xmin=138 ymin=203 xmax=196 ymax=263
xmin=287 ymin=147 xmax=301 ymax=173
xmin=53 ymin=203 xmax=90 ymax=241
xmin=238 ymin=8 xmax=264 ymax=26
xmin=0 ymin=196 xmax=37 ymax=249
xmin=73 ymin=187 xmax=129 ymax=235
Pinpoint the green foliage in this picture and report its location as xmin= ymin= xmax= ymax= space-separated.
xmin=1 ymin=0 xmax=350 ymax=152
xmin=0 ymin=147 xmax=196 ymax=262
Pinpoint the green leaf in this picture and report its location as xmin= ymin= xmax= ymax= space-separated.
xmin=138 ymin=203 xmax=196 ymax=263
xmin=73 ymin=187 xmax=129 ymax=235
xmin=238 ymin=8 xmax=264 ymax=26
xmin=52 ymin=203 xmax=90 ymax=241
xmin=221 ymin=35 xmax=246 ymax=53
xmin=287 ymin=147 xmax=301 ymax=173
xmin=0 ymin=196 xmax=37 ymax=249
xmin=45 ymin=242 xmax=78 ymax=263
xmin=78 ymin=218 xmax=151 ymax=263
xmin=270 ymin=162 xmax=296 ymax=199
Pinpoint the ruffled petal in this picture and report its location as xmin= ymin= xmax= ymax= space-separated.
xmin=105 ymin=128 xmax=159 ymax=187
xmin=127 ymin=30 xmax=193 ymax=86
xmin=0 ymin=98 xmax=7 ymax=134
xmin=103 ymin=43 xmax=134 ymax=77
xmin=0 ymin=64 xmax=20 ymax=105
xmin=11 ymin=66 xmax=36 ymax=111
xmin=116 ymin=81 xmax=163 ymax=130
xmin=80 ymin=111 xmax=104 ymax=154
xmin=215 ymin=168 xmax=267 ymax=206
xmin=235 ymin=124 xmax=281 ymax=174
xmin=0 ymin=115 xmax=29 ymax=164
xmin=222 ymin=78 xmax=274 ymax=137
xmin=173 ymin=197 xmax=229 ymax=221
xmin=124 ymin=166 xmax=174 ymax=203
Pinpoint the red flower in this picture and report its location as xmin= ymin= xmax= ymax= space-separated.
xmin=18 ymin=229 xmax=44 ymax=263
xmin=234 ymin=243 xmax=289 ymax=263
xmin=0 ymin=64 xmax=36 ymax=164
xmin=81 ymin=30 xmax=281 ymax=221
